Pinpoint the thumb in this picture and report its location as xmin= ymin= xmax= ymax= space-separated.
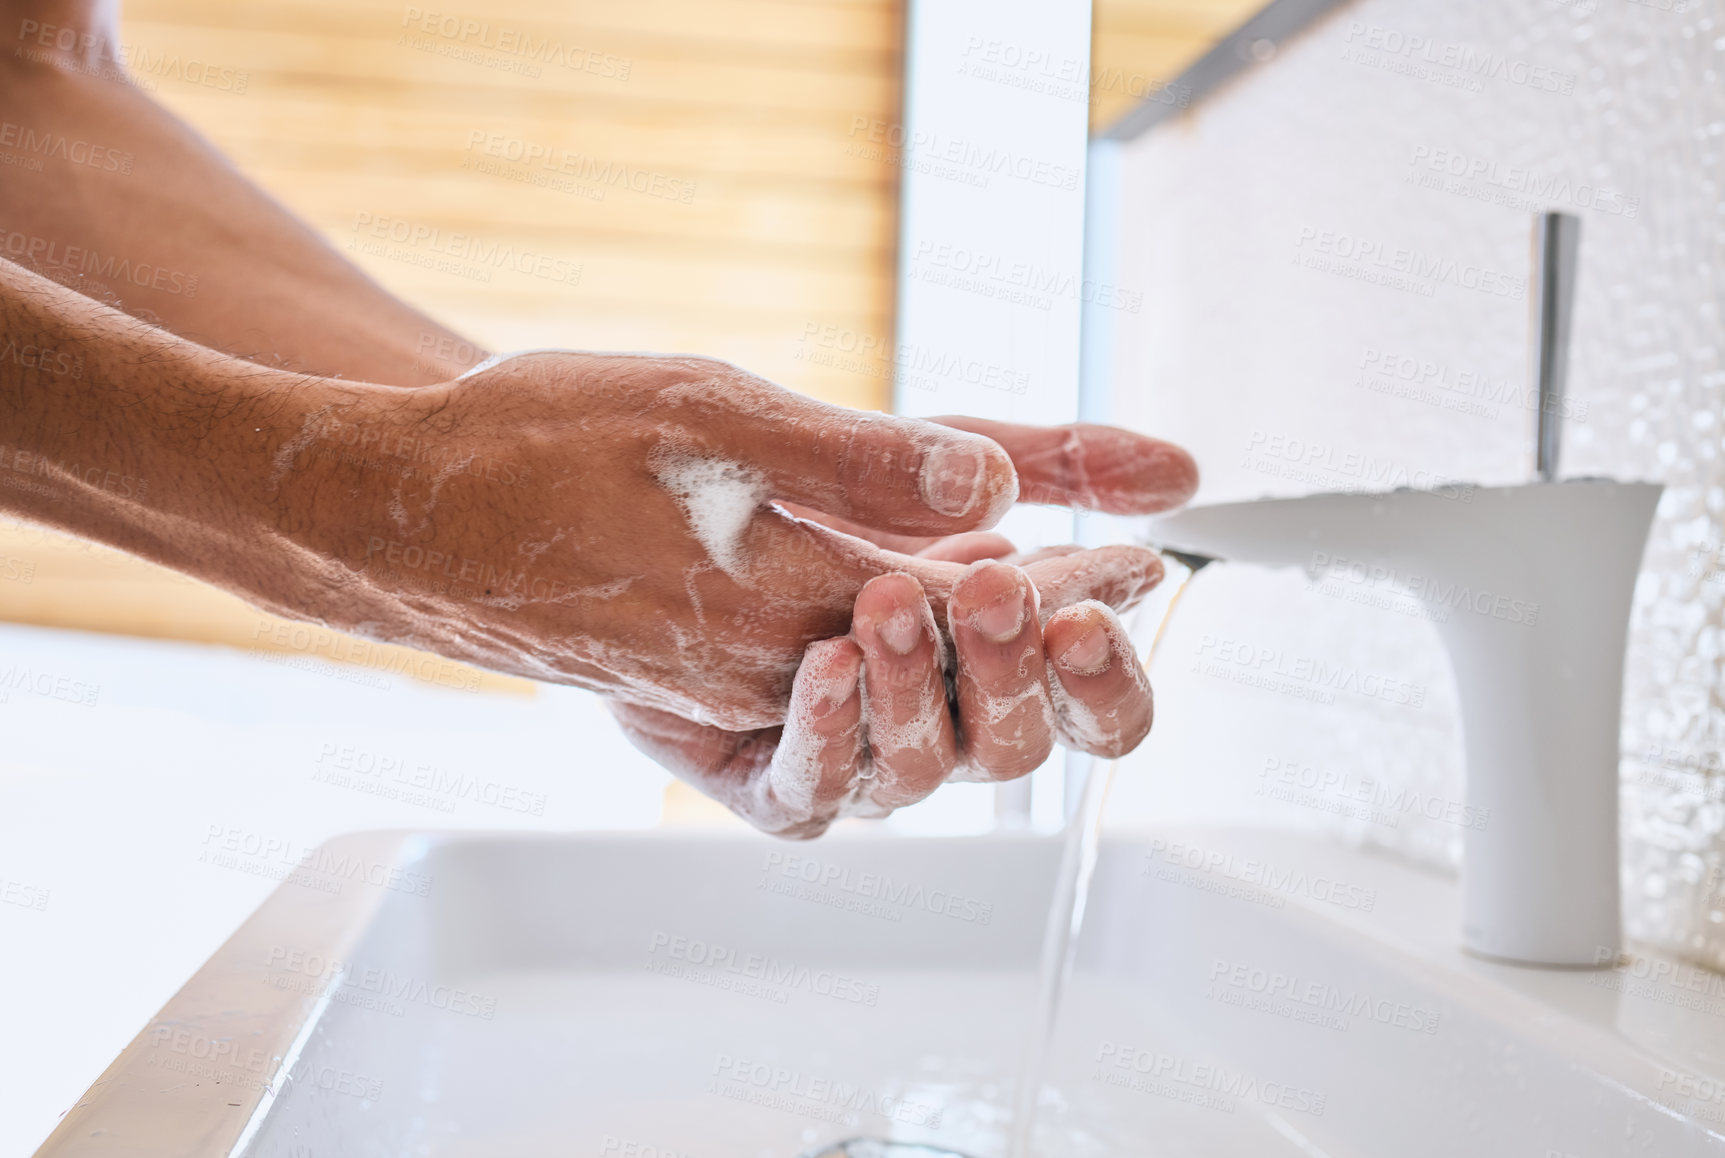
xmin=693 ymin=374 xmax=1019 ymax=535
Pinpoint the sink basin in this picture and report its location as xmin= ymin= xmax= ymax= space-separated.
xmin=33 ymin=828 xmax=1725 ymax=1157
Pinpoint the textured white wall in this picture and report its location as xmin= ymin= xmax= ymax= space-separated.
xmin=1100 ymin=0 xmax=1725 ymax=960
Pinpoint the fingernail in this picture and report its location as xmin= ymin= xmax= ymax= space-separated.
xmin=874 ymin=606 xmax=923 ymax=655
xmin=920 ymin=443 xmax=983 ymax=517
xmin=817 ymin=662 xmax=852 ymax=707
xmin=969 ymin=590 xmax=1026 ymax=644
xmin=823 ymin=665 xmax=859 ymax=707
xmin=1057 ymin=626 xmax=1112 ymax=676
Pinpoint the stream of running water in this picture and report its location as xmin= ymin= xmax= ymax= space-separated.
xmin=1005 ymin=553 xmax=1212 ymax=1158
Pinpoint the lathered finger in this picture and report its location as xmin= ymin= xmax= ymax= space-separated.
xmin=914 ymin=531 xmax=1018 ymax=565
xmin=763 ymin=509 xmax=1165 ymax=638
xmin=1019 ymin=544 xmax=1165 ymax=621
xmin=762 ymin=637 xmax=868 ymax=836
xmin=947 ymin=561 xmax=1056 ymax=782
xmin=850 ymin=572 xmax=959 ymax=811
xmin=1042 ymin=600 xmax=1154 ymax=758
xmin=929 ymin=417 xmax=1199 ymax=513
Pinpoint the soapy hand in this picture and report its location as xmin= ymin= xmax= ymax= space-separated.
xmin=271 ymin=351 xmax=1194 ymax=736
xmin=611 ymin=570 xmax=1156 ymax=838
xmin=607 ymin=407 xmax=1195 ymax=837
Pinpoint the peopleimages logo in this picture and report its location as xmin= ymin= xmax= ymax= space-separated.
xmin=910 ymin=241 xmax=1143 ymax=314
xmin=1308 ymin=550 xmax=1540 ymax=627
xmin=0 ymin=444 xmax=147 ymax=503
xmin=401 ymin=7 xmax=631 ymax=77
xmin=893 ymin=343 xmax=1030 ymax=397
xmin=1293 ymin=226 xmax=1527 ymax=300
xmin=1092 ymin=1040 xmax=1327 ymax=1116
xmin=0 ymin=229 xmax=198 ymax=297
xmin=349 ymin=212 xmax=582 ymax=286
xmin=14 ymin=20 xmax=250 ymax=94
xmin=1208 ymin=958 xmax=1441 ymax=1034
xmin=146 ymin=1026 xmax=383 ymax=1100
xmin=1358 ymin=347 xmax=1589 ymax=421
xmin=845 ymin=117 xmax=1080 ymax=192
xmin=1259 ymin=756 xmax=1489 ymax=832
xmin=463 ymin=131 xmax=695 ymax=203
xmin=709 ymin=1054 xmax=943 ymax=1128
xmin=200 ymin=825 xmax=432 ymax=897
xmin=0 ymin=662 xmax=99 ymax=706
xmin=1660 ymin=1067 xmax=1725 ymax=1105
xmin=1194 ymin=633 xmax=1428 ymax=709
xmin=0 ymin=120 xmax=133 ymax=173
xmin=264 ymin=944 xmax=497 ymax=1019
xmin=645 ymin=931 xmax=880 ymax=1007
xmin=1242 ymin=429 xmax=1474 ymax=501
xmin=1589 ymin=945 xmax=1725 ymax=1016
xmin=314 ymin=743 xmax=547 ymax=816
xmin=0 ymin=337 xmax=82 ymax=379
xmin=759 ymin=851 xmax=994 ymax=925
xmin=1406 ymin=145 xmax=1638 ymax=218
xmin=599 ymin=1139 xmax=692 ymax=1158
xmin=0 ymin=876 xmax=49 ymax=911
xmin=1340 ymin=22 xmax=1577 ymax=94
xmin=1143 ymin=837 xmax=1378 ymax=912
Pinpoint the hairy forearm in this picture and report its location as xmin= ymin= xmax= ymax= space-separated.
xmin=0 ymin=256 xmax=339 ymax=583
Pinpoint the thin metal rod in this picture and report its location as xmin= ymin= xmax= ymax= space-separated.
xmin=1532 ymin=211 xmax=1582 ymax=482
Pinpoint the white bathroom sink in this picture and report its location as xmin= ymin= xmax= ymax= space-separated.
xmin=33 ymin=828 xmax=1725 ymax=1157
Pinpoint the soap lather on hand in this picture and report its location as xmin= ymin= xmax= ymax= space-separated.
xmin=608 ymin=384 xmax=1198 ymax=838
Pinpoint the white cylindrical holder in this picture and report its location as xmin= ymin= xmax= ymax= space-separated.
xmin=1150 ymin=479 xmax=1660 ymax=966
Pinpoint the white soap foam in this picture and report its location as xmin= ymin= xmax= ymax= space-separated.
xmin=648 ymin=450 xmax=768 ymax=578
xmin=269 ymin=404 xmax=339 ymax=493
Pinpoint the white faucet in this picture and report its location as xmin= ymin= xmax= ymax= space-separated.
xmin=1147 ymin=479 xmax=1659 ymax=966
xmin=1144 ymin=212 xmax=1659 ymax=966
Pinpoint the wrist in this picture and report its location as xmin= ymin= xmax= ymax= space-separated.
xmin=137 ymin=361 xmax=446 ymax=621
